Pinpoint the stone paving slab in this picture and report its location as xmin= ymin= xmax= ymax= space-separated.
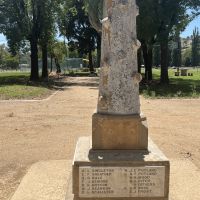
xmin=11 ymin=160 xmax=72 ymax=200
xmin=11 ymin=159 xmax=200 ymax=200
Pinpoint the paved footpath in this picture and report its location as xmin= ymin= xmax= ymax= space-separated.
xmin=10 ymin=158 xmax=200 ymax=200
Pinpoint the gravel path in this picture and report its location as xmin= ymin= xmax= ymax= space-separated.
xmin=0 ymin=77 xmax=199 ymax=200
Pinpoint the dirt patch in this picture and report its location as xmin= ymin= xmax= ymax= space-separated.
xmin=140 ymin=97 xmax=200 ymax=168
xmin=0 ymin=77 xmax=200 ymax=200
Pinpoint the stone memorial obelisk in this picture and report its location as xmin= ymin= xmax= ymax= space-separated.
xmin=70 ymin=0 xmax=170 ymax=200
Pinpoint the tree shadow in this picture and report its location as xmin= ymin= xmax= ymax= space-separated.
xmin=0 ymin=74 xmax=65 ymax=90
xmin=140 ymin=78 xmax=200 ymax=98
xmin=1 ymin=72 xmax=199 ymax=98
xmin=0 ymin=74 xmax=100 ymax=90
xmin=54 ymin=76 xmax=99 ymax=88
xmin=0 ymin=74 xmax=29 ymax=85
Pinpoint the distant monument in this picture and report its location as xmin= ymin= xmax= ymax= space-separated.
xmin=70 ymin=0 xmax=170 ymax=199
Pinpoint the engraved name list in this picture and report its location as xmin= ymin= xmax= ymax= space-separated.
xmin=79 ymin=166 xmax=166 ymax=198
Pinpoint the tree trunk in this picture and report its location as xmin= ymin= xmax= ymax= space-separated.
xmin=42 ymin=43 xmax=48 ymax=79
xmin=177 ymin=36 xmax=182 ymax=67
xmin=30 ymin=38 xmax=39 ymax=81
xmin=142 ymin=42 xmax=153 ymax=81
xmin=141 ymin=42 xmax=148 ymax=80
xmin=55 ymin=57 xmax=61 ymax=73
xmin=88 ymin=50 xmax=94 ymax=73
xmin=97 ymin=34 xmax=101 ymax=68
xmin=147 ymin=46 xmax=153 ymax=81
xmin=137 ymin=48 xmax=142 ymax=74
xmin=160 ymin=40 xmax=169 ymax=84
xmin=153 ymin=45 xmax=161 ymax=68
xmin=50 ymin=55 xmax=53 ymax=72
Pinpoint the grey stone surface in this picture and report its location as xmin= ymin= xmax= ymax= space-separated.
xmin=11 ymin=160 xmax=72 ymax=200
xmin=97 ymin=0 xmax=141 ymax=115
xmin=9 ymin=159 xmax=200 ymax=200
xmin=72 ymin=137 xmax=170 ymax=200
xmin=73 ymin=137 xmax=169 ymax=163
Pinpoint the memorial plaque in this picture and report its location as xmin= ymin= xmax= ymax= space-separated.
xmin=71 ymin=0 xmax=170 ymax=199
xmin=79 ymin=166 xmax=165 ymax=198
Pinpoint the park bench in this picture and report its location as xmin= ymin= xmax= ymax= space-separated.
xmin=174 ymin=68 xmax=193 ymax=77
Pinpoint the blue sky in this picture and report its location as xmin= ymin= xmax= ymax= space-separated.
xmin=0 ymin=34 xmax=6 ymax=44
xmin=180 ymin=16 xmax=200 ymax=37
xmin=0 ymin=16 xmax=200 ymax=44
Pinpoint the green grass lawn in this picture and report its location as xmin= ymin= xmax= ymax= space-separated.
xmin=0 ymin=69 xmax=200 ymax=100
xmin=140 ymin=68 xmax=200 ymax=98
xmin=0 ymin=71 xmax=53 ymax=100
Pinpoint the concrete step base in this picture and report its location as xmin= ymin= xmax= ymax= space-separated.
xmin=11 ymin=159 xmax=200 ymax=200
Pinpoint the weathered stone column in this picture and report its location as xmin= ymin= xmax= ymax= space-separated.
xmin=98 ymin=0 xmax=141 ymax=115
xmin=69 ymin=1 xmax=170 ymax=200
xmin=92 ymin=0 xmax=147 ymax=150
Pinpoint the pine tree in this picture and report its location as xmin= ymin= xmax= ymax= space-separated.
xmin=172 ymin=34 xmax=182 ymax=67
xmin=192 ymin=27 xmax=200 ymax=67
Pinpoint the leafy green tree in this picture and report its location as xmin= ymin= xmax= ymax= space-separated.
xmin=182 ymin=47 xmax=192 ymax=66
xmin=0 ymin=44 xmax=19 ymax=70
xmin=172 ymin=34 xmax=182 ymax=67
xmin=3 ymin=55 xmax=19 ymax=70
xmin=0 ymin=44 xmax=8 ymax=66
xmin=0 ymin=0 xmax=43 ymax=80
xmin=137 ymin=0 xmax=200 ymax=83
xmin=57 ymin=0 xmax=73 ymax=37
xmin=49 ymin=40 xmax=67 ymax=73
xmin=83 ymin=0 xmax=200 ymax=82
xmin=59 ymin=0 xmax=100 ymax=72
xmin=155 ymin=0 xmax=200 ymax=83
xmin=192 ymin=27 xmax=200 ymax=67
xmin=0 ymin=0 xmax=63 ymax=80
xmin=39 ymin=0 xmax=58 ymax=79
xmin=137 ymin=0 xmax=160 ymax=81
xmin=39 ymin=0 xmax=67 ymax=78
xmin=87 ymin=0 xmax=200 ymax=82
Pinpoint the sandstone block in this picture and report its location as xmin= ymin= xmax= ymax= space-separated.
xmin=92 ymin=113 xmax=148 ymax=150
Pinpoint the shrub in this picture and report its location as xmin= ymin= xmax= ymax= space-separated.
xmin=2 ymin=56 xmax=19 ymax=70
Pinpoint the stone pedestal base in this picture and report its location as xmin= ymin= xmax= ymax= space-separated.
xmin=92 ymin=113 xmax=148 ymax=150
xmin=72 ymin=137 xmax=170 ymax=200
